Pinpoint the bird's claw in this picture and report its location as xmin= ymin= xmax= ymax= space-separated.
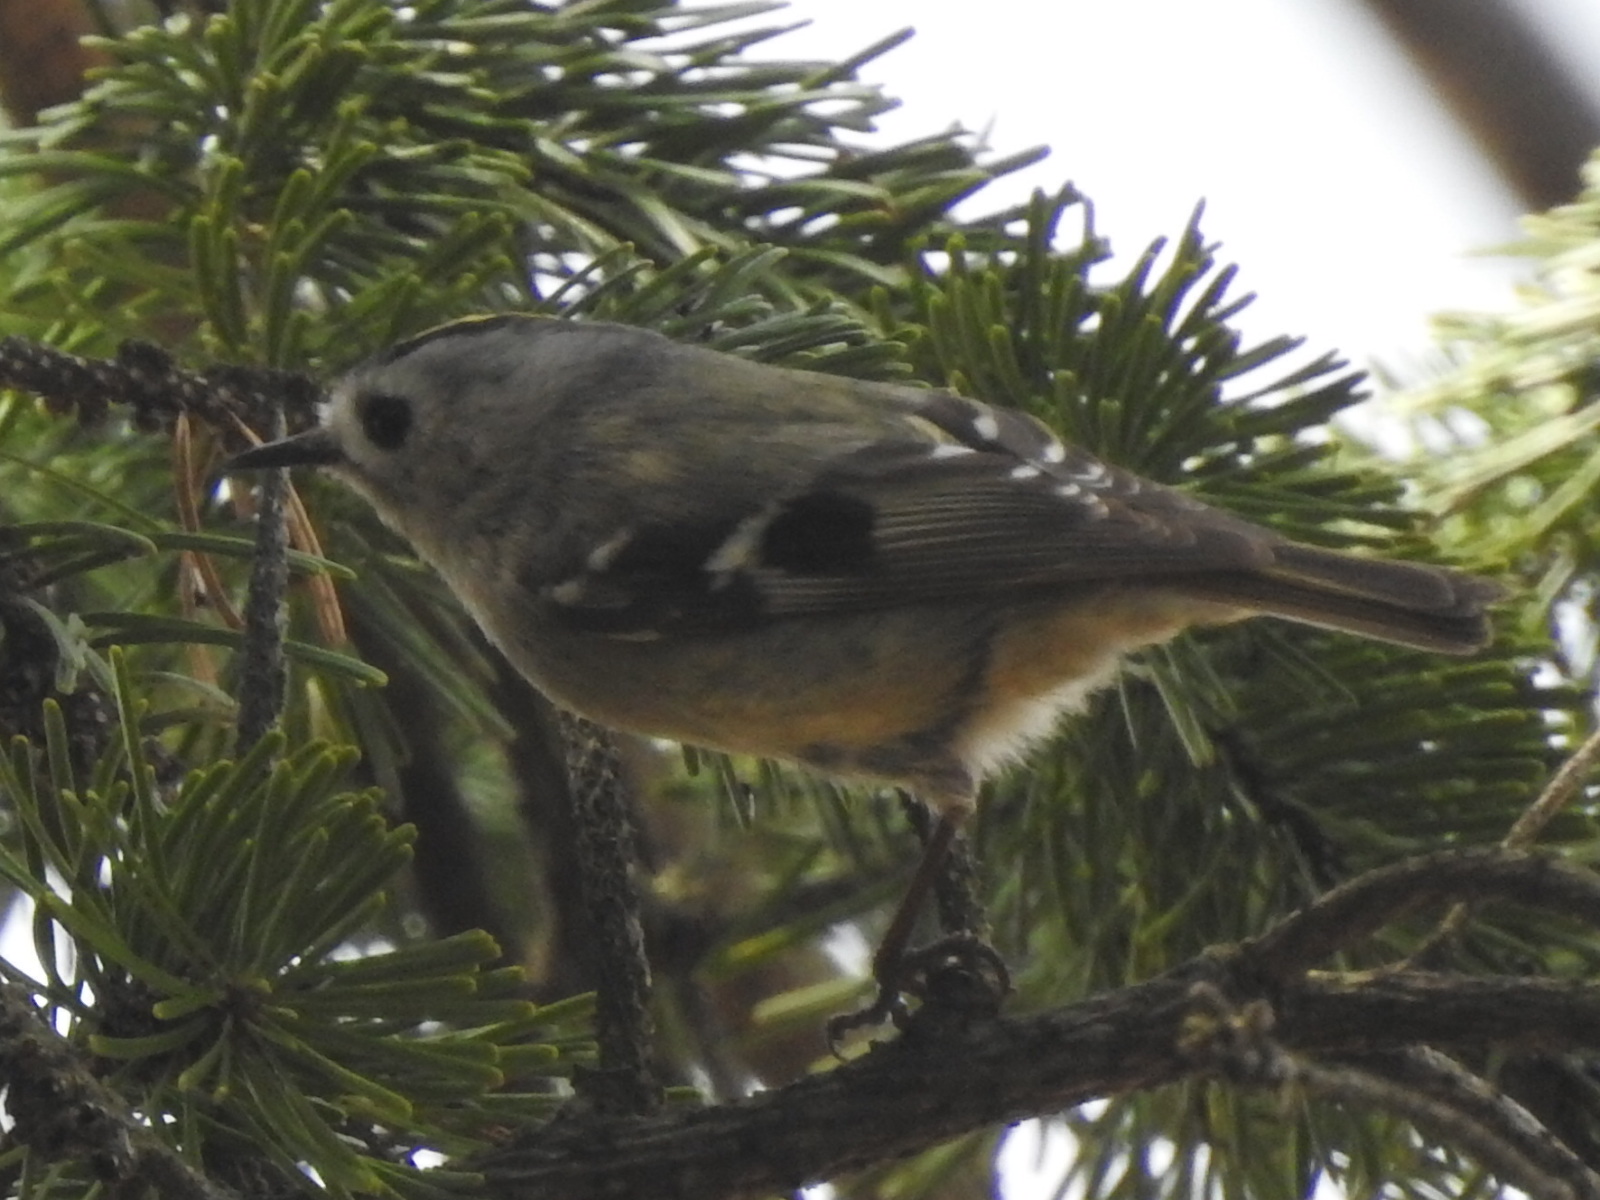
xmin=827 ymin=932 xmax=1011 ymax=1055
xmin=825 ymin=989 xmax=909 ymax=1054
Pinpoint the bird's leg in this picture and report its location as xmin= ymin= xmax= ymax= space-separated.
xmin=873 ymin=802 xmax=965 ymax=984
xmin=827 ymin=795 xmax=1009 ymax=1048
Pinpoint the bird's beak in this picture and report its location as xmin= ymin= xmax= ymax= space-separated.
xmin=226 ymin=428 xmax=344 ymax=471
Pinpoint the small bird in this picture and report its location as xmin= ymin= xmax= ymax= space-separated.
xmin=230 ymin=315 xmax=1502 ymax=1030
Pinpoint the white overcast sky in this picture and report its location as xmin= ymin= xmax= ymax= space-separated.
xmin=763 ymin=0 xmax=1600 ymax=381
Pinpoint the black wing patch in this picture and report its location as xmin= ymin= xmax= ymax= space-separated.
xmin=760 ymin=491 xmax=878 ymax=574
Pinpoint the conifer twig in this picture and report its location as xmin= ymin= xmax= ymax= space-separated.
xmin=235 ymin=406 xmax=289 ymax=749
xmin=557 ymin=712 xmax=660 ymax=1116
xmin=0 ymin=334 xmax=317 ymax=434
xmin=1413 ymin=725 xmax=1600 ymax=962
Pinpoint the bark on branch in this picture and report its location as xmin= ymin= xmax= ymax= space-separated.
xmin=470 ymin=849 xmax=1600 ymax=1200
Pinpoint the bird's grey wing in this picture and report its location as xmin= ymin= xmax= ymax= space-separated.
xmin=540 ymin=395 xmax=1284 ymax=636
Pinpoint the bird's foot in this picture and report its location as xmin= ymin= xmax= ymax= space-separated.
xmin=827 ymin=932 xmax=1011 ymax=1053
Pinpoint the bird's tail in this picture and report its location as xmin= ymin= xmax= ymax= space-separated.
xmin=1180 ymin=543 xmax=1505 ymax=655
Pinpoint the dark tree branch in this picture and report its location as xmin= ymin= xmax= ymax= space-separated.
xmin=468 ymin=849 xmax=1600 ymax=1200
xmin=1246 ymin=847 xmax=1600 ymax=979
xmin=1280 ymin=970 xmax=1600 ymax=1050
xmin=471 ymin=963 xmax=1600 ymax=1199
xmin=1179 ymin=982 xmax=1600 ymax=1200
xmin=0 ymin=982 xmax=237 ymax=1200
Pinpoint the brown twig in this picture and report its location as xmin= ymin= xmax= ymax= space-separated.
xmin=1413 ymin=730 xmax=1600 ymax=962
xmin=1244 ymin=848 xmax=1600 ymax=980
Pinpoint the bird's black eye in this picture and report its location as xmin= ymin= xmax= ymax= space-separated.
xmin=359 ymin=393 xmax=412 ymax=451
